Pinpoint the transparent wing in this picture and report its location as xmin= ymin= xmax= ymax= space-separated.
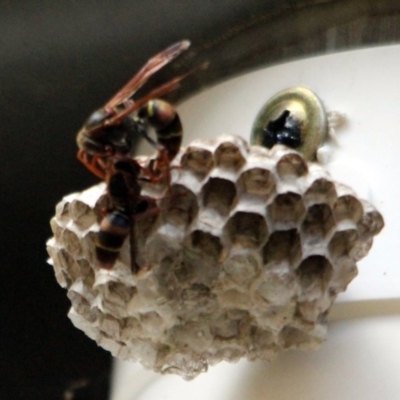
xmin=106 ymin=61 xmax=208 ymax=126
xmin=104 ymin=40 xmax=190 ymax=111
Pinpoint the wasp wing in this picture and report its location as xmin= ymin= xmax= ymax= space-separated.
xmin=107 ymin=74 xmax=185 ymax=125
xmin=106 ymin=62 xmax=208 ymax=126
xmin=104 ymin=40 xmax=190 ymax=111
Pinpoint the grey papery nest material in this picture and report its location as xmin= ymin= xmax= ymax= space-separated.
xmin=47 ymin=134 xmax=384 ymax=380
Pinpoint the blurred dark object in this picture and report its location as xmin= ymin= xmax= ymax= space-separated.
xmin=1 ymin=1 xmax=400 ymax=399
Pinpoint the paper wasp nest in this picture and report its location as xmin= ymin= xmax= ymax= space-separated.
xmin=47 ymin=135 xmax=383 ymax=380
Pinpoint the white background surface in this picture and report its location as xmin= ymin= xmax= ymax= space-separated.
xmin=120 ymin=45 xmax=400 ymax=400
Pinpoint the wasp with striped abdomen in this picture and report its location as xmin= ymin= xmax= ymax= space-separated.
xmin=77 ymin=40 xmax=198 ymax=271
xmin=95 ymin=157 xmax=158 ymax=272
xmin=76 ymin=40 xmax=191 ymax=183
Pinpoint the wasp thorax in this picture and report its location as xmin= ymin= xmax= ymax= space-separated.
xmin=48 ymin=135 xmax=384 ymax=380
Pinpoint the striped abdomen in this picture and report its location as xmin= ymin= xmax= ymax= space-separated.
xmin=95 ymin=210 xmax=130 ymax=269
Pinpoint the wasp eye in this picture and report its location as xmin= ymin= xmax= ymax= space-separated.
xmin=85 ymin=109 xmax=110 ymax=129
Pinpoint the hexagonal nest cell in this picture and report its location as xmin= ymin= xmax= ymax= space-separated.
xmin=47 ymin=134 xmax=384 ymax=380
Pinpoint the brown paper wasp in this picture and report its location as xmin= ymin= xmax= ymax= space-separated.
xmin=76 ymin=40 xmax=191 ymax=182
xmin=75 ymin=40 xmax=198 ymax=270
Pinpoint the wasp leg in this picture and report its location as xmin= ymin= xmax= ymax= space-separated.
xmin=139 ymin=147 xmax=173 ymax=185
xmin=129 ymin=214 xmax=140 ymax=274
xmin=133 ymin=196 xmax=159 ymax=219
xmin=77 ymin=150 xmax=108 ymax=180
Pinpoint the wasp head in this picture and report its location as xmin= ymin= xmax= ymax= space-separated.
xmin=76 ymin=108 xmax=111 ymax=153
